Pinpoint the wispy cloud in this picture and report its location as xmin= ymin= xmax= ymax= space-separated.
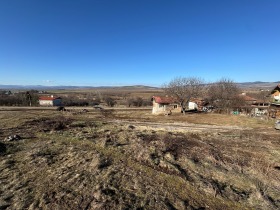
xmin=43 ymin=80 xmax=52 ymax=83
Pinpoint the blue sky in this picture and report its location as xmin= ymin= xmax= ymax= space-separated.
xmin=0 ymin=0 xmax=279 ymax=86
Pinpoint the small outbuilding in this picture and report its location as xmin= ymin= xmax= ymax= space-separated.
xmin=151 ymin=96 xmax=180 ymax=114
xmin=39 ymin=95 xmax=62 ymax=106
xmin=152 ymin=96 xmax=203 ymax=114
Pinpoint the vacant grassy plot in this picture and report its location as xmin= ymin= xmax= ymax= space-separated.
xmin=0 ymin=109 xmax=279 ymax=209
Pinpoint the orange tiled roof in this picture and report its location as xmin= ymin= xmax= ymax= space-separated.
xmin=39 ymin=96 xmax=61 ymax=101
xmin=240 ymin=95 xmax=257 ymax=101
xmin=152 ymin=96 xmax=176 ymax=104
xmin=239 ymin=94 xmax=257 ymax=101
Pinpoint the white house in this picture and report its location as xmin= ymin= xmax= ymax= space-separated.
xmin=188 ymin=101 xmax=198 ymax=110
xmin=39 ymin=95 xmax=62 ymax=106
xmin=152 ymin=96 xmax=180 ymax=114
xmin=152 ymin=96 xmax=202 ymax=114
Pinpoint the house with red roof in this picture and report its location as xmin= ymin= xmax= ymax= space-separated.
xmin=239 ymin=93 xmax=257 ymax=105
xmin=271 ymin=84 xmax=280 ymax=106
xmin=39 ymin=95 xmax=62 ymax=106
xmin=151 ymin=96 xmax=180 ymax=114
xmin=151 ymin=96 xmax=206 ymax=114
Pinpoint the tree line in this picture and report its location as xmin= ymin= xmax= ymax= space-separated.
xmin=0 ymin=90 xmax=152 ymax=107
xmin=0 ymin=90 xmax=39 ymax=106
xmin=0 ymin=77 xmax=252 ymax=111
xmin=164 ymin=77 xmax=246 ymax=114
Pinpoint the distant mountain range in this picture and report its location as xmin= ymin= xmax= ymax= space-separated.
xmin=0 ymin=82 xmax=279 ymax=91
xmin=0 ymin=84 xmax=160 ymax=90
xmin=236 ymin=81 xmax=280 ymax=90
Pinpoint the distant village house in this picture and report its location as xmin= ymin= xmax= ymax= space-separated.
xmin=151 ymin=96 xmax=180 ymax=114
xmin=151 ymin=96 xmax=203 ymax=114
xmin=269 ymin=84 xmax=280 ymax=118
xmin=271 ymin=84 xmax=280 ymax=106
xmin=239 ymin=93 xmax=257 ymax=105
xmin=39 ymin=95 xmax=62 ymax=106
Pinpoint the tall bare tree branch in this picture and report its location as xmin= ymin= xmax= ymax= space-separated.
xmin=163 ymin=77 xmax=204 ymax=114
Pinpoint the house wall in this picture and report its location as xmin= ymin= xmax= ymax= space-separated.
xmin=39 ymin=100 xmax=53 ymax=106
xmin=274 ymin=92 xmax=280 ymax=99
xmin=39 ymin=99 xmax=62 ymax=106
xmin=167 ymin=104 xmax=181 ymax=113
xmin=272 ymin=91 xmax=280 ymax=105
xmin=53 ymin=99 xmax=62 ymax=106
xmin=152 ymin=101 xmax=181 ymax=114
xmin=152 ymin=100 xmax=166 ymax=114
xmin=188 ymin=102 xmax=198 ymax=110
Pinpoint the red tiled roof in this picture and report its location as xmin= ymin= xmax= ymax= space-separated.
xmin=152 ymin=96 xmax=176 ymax=104
xmin=271 ymin=84 xmax=280 ymax=93
xmin=239 ymin=95 xmax=257 ymax=101
xmin=39 ymin=96 xmax=61 ymax=101
xmin=190 ymin=98 xmax=206 ymax=106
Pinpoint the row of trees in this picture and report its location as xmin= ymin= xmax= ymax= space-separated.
xmin=0 ymin=77 xmax=244 ymax=111
xmin=0 ymin=91 xmax=152 ymax=107
xmin=164 ymin=77 xmax=245 ymax=114
xmin=62 ymin=96 xmax=152 ymax=107
xmin=0 ymin=91 xmax=39 ymax=106
xmin=103 ymin=96 xmax=152 ymax=107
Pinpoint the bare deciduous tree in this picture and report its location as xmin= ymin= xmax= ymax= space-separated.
xmin=207 ymin=78 xmax=244 ymax=113
xmin=248 ymin=90 xmax=270 ymax=106
xmin=95 ymin=90 xmax=103 ymax=101
xmin=126 ymin=98 xmax=134 ymax=107
xmin=104 ymin=96 xmax=116 ymax=107
xmin=26 ymin=91 xmax=32 ymax=107
xmin=164 ymin=77 xmax=204 ymax=114
xmin=133 ymin=97 xmax=143 ymax=107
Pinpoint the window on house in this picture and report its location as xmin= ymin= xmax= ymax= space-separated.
xmin=174 ymin=105 xmax=177 ymax=109
xmin=159 ymin=104 xmax=164 ymax=108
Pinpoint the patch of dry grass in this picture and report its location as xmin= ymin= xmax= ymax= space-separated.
xmin=0 ymin=110 xmax=279 ymax=209
xmin=111 ymin=110 xmax=275 ymax=129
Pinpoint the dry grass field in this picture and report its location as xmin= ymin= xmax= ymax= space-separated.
xmin=0 ymin=108 xmax=279 ymax=209
xmin=50 ymin=86 xmax=163 ymax=102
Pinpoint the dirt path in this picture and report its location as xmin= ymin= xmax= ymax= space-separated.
xmin=0 ymin=106 xmax=151 ymax=111
xmin=109 ymin=120 xmax=250 ymax=133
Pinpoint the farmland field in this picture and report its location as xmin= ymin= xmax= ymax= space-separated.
xmin=0 ymin=108 xmax=279 ymax=209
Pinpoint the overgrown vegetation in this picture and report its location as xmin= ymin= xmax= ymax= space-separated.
xmin=164 ymin=77 xmax=205 ymax=113
xmin=207 ymin=78 xmax=245 ymax=113
xmin=0 ymin=78 xmax=262 ymax=112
